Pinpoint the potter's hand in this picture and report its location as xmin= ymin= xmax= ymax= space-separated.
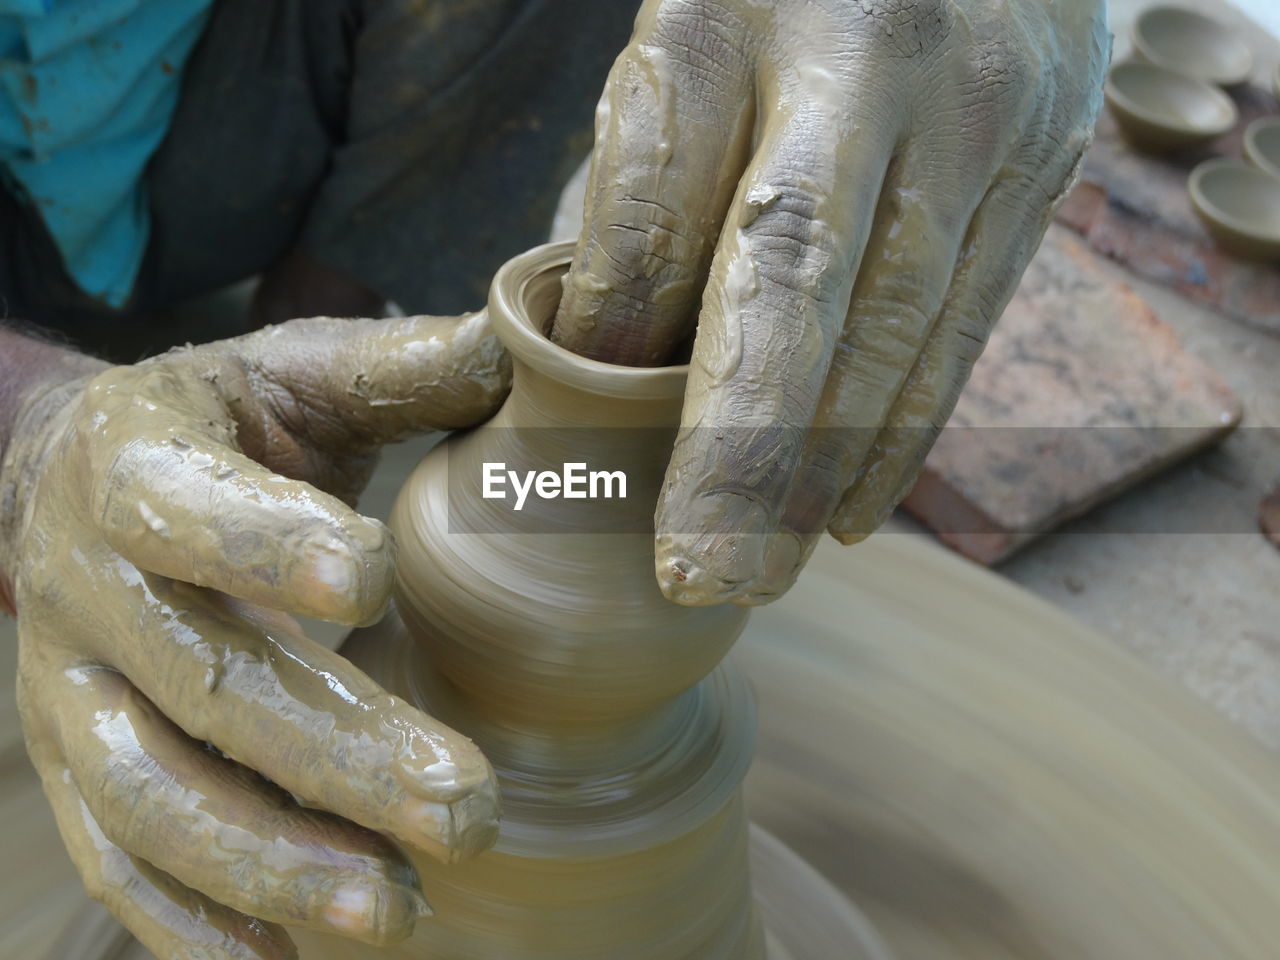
xmin=553 ymin=0 xmax=1108 ymax=604
xmin=0 ymin=316 xmax=509 ymax=958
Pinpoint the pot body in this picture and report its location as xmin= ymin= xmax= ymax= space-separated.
xmin=297 ymin=243 xmax=764 ymax=959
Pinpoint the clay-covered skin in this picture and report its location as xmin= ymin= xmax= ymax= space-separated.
xmin=0 ymin=315 xmax=511 ymax=959
xmin=552 ymin=0 xmax=1110 ymax=606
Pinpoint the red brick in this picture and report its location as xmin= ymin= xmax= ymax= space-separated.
xmin=901 ymin=225 xmax=1242 ymax=566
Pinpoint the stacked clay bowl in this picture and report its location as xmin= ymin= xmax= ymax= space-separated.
xmin=1103 ymin=61 xmax=1237 ymax=151
xmin=1104 ymin=6 xmax=1249 ymax=151
xmin=1243 ymin=115 xmax=1280 ymax=179
xmin=1190 ymin=70 xmax=1280 ymax=261
xmin=1132 ymin=6 xmax=1253 ymax=87
xmin=1190 ymin=157 xmax=1280 ymax=260
xmin=1105 ymin=5 xmax=1280 ymax=261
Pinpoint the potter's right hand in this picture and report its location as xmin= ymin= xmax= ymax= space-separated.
xmin=553 ymin=0 xmax=1107 ymax=605
xmin=0 ymin=315 xmax=510 ymax=959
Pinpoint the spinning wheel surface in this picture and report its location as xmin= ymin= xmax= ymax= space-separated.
xmin=23 ymin=534 xmax=1280 ymax=959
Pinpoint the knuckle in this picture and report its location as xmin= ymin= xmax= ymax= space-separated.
xmin=93 ymin=437 xmax=153 ymax=545
xmin=854 ymin=0 xmax=953 ymax=60
xmin=599 ymin=196 xmax=698 ymax=277
xmin=81 ymin=365 xmax=134 ymax=414
xmin=572 ymin=226 xmax=700 ymax=323
xmin=739 ymin=181 xmax=840 ymax=303
xmin=654 ymin=0 xmax=748 ymax=58
xmin=970 ymin=40 xmax=1035 ymax=114
xmin=644 ymin=2 xmax=751 ymax=100
xmin=850 ymin=297 xmax=934 ymax=363
xmin=21 ymin=564 xmax=59 ymax=609
xmin=944 ymin=313 xmax=992 ymax=367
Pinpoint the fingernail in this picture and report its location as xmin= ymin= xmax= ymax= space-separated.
xmin=309 ymin=517 xmax=392 ymax=587
xmin=831 ymin=528 xmax=870 ymax=546
xmin=655 ymin=491 xmax=775 ymax=601
xmin=447 ymin=784 xmax=502 ymax=862
xmin=305 ymin=525 xmax=396 ymax=624
xmin=654 ymin=527 xmax=770 ymax=607
xmin=830 ymin=491 xmax=881 ymax=543
xmin=345 ymin=515 xmax=390 ymax=554
xmin=323 ymin=881 xmax=427 ymax=945
xmin=323 ymin=882 xmax=378 ymax=935
xmin=405 ymin=798 xmax=453 ymax=841
xmin=402 ymin=789 xmax=500 ymax=864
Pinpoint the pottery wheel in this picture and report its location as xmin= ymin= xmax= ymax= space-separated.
xmin=23 ymin=534 xmax=1280 ymax=960
xmin=45 ymin=824 xmax=889 ymax=960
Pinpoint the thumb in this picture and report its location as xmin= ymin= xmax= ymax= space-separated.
xmin=241 ymin=312 xmax=512 ymax=448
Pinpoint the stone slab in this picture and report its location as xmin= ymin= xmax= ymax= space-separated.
xmin=901 ymin=224 xmax=1243 ymax=565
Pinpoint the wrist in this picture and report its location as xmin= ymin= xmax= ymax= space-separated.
xmin=0 ymin=329 xmax=108 ymax=615
xmin=0 ymin=329 xmax=102 ymax=459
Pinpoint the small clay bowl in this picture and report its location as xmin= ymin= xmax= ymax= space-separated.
xmin=1243 ymin=116 xmax=1280 ymax=180
xmin=1104 ymin=61 xmax=1238 ymax=152
xmin=1188 ymin=158 xmax=1280 ymax=260
xmin=1132 ymin=6 xmax=1253 ymax=87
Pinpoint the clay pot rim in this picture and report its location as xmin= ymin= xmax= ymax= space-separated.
xmin=1243 ymin=116 xmax=1280 ymax=180
xmin=1103 ymin=61 xmax=1238 ymax=143
xmin=489 ymin=240 xmax=691 ymax=400
xmin=1131 ymin=6 xmax=1253 ymax=87
xmin=1188 ymin=158 xmax=1280 ymax=247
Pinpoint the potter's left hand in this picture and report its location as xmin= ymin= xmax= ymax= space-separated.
xmin=0 ymin=315 xmax=509 ymax=958
xmin=553 ymin=0 xmax=1108 ymax=604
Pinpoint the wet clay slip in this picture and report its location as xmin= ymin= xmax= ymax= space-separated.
xmin=1103 ymin=60 xmax=1238 ymax=152
xmin=1189 ymin=158 xmax=1280 ymax=260
xmin=1132 ymin=6 xmax=1253 ymax=87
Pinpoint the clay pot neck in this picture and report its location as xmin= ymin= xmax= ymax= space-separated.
xmin=486 ymin=242 xmax=690 ymax=430
xmin=389 ymin=242 xmax=749 ymax=746
xmin=382 ymin=241 xmax=755 ymax=881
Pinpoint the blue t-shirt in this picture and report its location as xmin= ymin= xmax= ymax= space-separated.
xmin=0 ymin=0 xmax=212 ymax=307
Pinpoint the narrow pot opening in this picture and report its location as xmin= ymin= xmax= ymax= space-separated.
xmin=489 ymin=241 xmax=690 ymax=401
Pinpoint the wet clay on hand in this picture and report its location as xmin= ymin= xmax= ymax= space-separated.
xmin=552 ymin=0 xmax=1110 ymax=605
xmin=0 ymin=314 xmax=512 ymax=959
